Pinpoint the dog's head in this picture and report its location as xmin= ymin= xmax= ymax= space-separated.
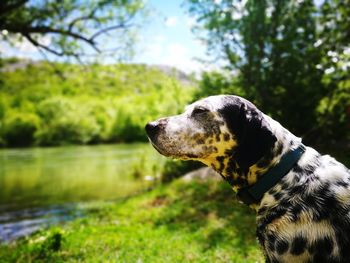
xmin=145 ymin=95 xmax=277 ymax=176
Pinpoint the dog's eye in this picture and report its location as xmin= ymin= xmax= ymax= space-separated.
xmin=192 ymin=107 xmax=209 ymax=116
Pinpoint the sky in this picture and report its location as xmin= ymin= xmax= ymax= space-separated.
xmin=0 ymin=0 xmax=325 ymax=73
xmin=132 ymin=0 xmax=209 ymax=73
xmin=0 ymin=0 xmax=209 ymax=74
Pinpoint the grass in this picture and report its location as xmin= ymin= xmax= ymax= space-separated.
xmin=0 ymin=179 xmax=264 ymax=263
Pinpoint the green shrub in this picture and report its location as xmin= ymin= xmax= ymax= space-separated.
xmin=36 ymin=114 xmax=100 ymax=145
xmin=110 ymin=108 xmax=147 ymax=143
xmin=3 ymin=113 xmax=40 ymax=147
xmin=193 ymin=71 xmax=245 ymax=101
xmin=35 ymin=97 xmax=101 ymax=145
xmin=36 ymin=97 xmax=73 ymax=122
xmin=88 ymin=101 xmax=116 ymax=142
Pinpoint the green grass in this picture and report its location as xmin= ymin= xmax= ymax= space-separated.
xmin=0 ymin=179 xmax=264 ymax=262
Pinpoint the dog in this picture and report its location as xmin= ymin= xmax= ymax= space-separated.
xmin=145 ymin=95 xmax=350 ymax=263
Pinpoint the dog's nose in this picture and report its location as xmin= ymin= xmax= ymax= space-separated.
xmin=145 ymin=121 xmax=160 ymax=138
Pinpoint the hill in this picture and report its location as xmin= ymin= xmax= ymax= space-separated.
xmin=0 ymin=59 xmax=195 ymax=147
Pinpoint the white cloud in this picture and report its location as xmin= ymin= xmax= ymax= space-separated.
xmin=142 ymin=35 xmax=165 ymax=58
xmin=160 ymin=43 xmax=221 ymax=74
xmin=185 ymin=16 xmax=197 ymax=28
xmin=0 ymin=34 xmax=52 ymax=55
xmin=139 ymin=40 xmax=205 ymax=73
xmin=162 ymin=43 xmax=199 ymax=73
xmin=14 ymin=38 xmax=38 ymax=53
xmin=165 ymin=16 xmax=178 ymax=27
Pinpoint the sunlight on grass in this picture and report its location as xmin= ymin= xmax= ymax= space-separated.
xmin=0 ymin=179 xmax=264 ymax=262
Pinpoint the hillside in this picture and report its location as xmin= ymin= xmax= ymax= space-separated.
xmin=0 ymin=59 xmax=195 ymax=147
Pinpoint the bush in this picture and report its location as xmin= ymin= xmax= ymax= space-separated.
xmin=193 ymin=71 xmax=245 ymax=101
xmin=110 ymin=108 xmax=147 ymax=143
xmin=36 ymin=97 xmax=73 ymax=122
xmin=3 ymin=113 xmax=40 ymax=147
xmin=35 ymin=98 xmax=101 ymax=145
xmin=36 ymin=115 xmax=100 ymax=146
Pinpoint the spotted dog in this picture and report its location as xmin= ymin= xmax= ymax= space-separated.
xmin=145 ymin=95 xmax=350 ymax=263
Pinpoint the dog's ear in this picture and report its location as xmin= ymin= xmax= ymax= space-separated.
xmin=218 ymin=98 xmax=277 ymax=172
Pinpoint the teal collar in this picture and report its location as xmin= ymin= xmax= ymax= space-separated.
xmin=236 ymin=144 xmax=306 ymax=205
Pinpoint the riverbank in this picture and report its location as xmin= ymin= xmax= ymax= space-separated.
xmin=0 ymin=178 xmax=263 ymax=262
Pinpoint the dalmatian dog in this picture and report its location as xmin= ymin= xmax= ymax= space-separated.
xmin=145 ymin=95 xmax=350 ymax=263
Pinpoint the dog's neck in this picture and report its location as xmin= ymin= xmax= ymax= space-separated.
xmin=207 ymin=116 xmax=302 ymax=200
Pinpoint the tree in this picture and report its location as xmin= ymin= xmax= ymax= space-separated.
xmin=0 ymin=0 xmax=145 ymax=60
xmin=186 ymin=0 xmax=349 ymax=143
xmin=315 ymin=0 xmax=350 ymax=142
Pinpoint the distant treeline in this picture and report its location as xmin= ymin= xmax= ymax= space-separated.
xmin=0 ymin=57 xmax=349 ymax=154
xmin=0 ymin=59 xmax=194 ymax=147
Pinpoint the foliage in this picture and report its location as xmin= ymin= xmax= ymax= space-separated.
xmin=186 ymin=0 xmax=350 ymax=144
xmin=316 ymin=80 xmax=350 ymax=141
xmin=0 ymin=60 xmax=194 ymax=147
xmin=0 ymin=179 xmax=263 ymax=262
xmin=314 ymin=0 xmax=350 ymax=142
xmin=35 ymin=97 xmax=101 ymax=145
xmin=193 ymin=71 xmax=245 ymax=101
xmin=0 ymin=0 xmax=146 ymax=59
xmin=3 ymin=112 xmax=40 ymax=147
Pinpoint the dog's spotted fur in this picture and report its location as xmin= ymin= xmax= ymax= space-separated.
xmin=145 ymin=95 xmax=350 ymax=263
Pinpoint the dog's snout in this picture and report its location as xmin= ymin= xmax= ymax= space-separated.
xmin=145 ymin=121 xmax=160 ymax=138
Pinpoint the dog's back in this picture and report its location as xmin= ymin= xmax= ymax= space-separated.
xmin=256 ymin=146 xmax=350 ymax=263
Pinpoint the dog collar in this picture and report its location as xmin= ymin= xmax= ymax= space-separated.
xmin=236 ymin=144 xmax=306 ymax=205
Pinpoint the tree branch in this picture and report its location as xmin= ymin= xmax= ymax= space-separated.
xmin=90 ymin=24 xmax=129 ymax=41
xmin=1 ymin=1 xmax=142 ymax=59
xmin=0 ymin=0 xmax=28 ymax=16
xmin=68 ymin=6 xmax=100 ymax=31
xmin=24 ymin=26 xmax=96 ymax=45
xmin=24 ymin=33 xmax=67 ymax=56
xmin=13 ymin=25 xmax=101 ymax=53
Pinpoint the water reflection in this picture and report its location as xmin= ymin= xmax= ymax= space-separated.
xmin=0 ymin=204 xmax=79 ymax=242
xmin=0 ymin=143 xmax=164 ymax=242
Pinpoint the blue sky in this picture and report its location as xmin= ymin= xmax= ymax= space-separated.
xmin=0 ymin=0 xmax=325 ymax=73
xmin=0 ymin=0 xmax=208 ymax=73
xmin=132 ymin=0 xmax=208 ymax=73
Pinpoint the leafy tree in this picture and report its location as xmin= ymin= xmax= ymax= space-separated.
xmin=186 ymin=0 xmax=349 ymax=143
xmin=0 ymin=0 xmax=145 ymax=59
xmin=192 ymin=70 xmax=244 ymax=101
xmin=3 ymin=112 xmax=40 ymax=146
xmin=315 ymin=0 xmax=350 ymax=141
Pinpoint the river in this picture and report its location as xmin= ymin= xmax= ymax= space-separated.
xmin=0 ymin=143 xmax=164 ymax=242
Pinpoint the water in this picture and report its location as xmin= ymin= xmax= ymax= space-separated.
xmin=0 ymin=143 xmax=164 ymax=242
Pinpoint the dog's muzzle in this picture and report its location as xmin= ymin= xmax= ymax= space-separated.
xmin=145 ymin=121 xmax=160 ymax=141
xmin=145 ymin=119 xmax=169 ymax=155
